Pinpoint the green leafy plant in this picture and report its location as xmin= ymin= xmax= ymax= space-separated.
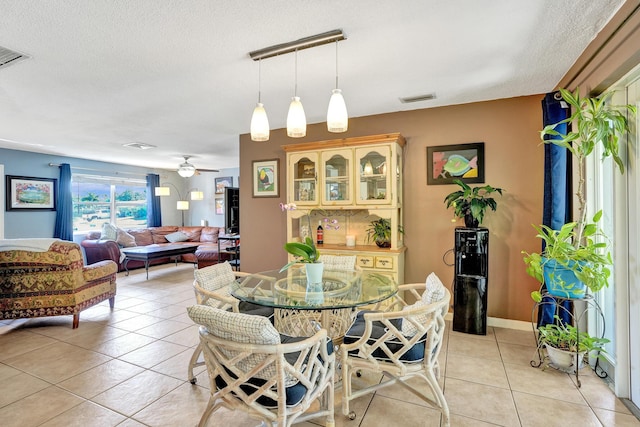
xmin=523 ymin=211 xmax=611 ymax=299
xmin=280 ymin=236 xmax=321 ymax=272
xmin=365 ymin=218 xmax=404 ymax=248
xmin=538 ymin=316 xmax=609 ymax=354
xmin=523 ymin=88 xmax=635 ymax=297
xmin=443 ymin=179 xmax=503 ymax=227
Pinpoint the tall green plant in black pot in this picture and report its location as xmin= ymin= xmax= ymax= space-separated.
xmin=444 ymin=179 xmax=503 ymax=228
xmin=522 ymin=88 xmax=635 ymax=299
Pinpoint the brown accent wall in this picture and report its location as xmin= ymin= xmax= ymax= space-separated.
xmin=240 ymin=94 xmax=544 ymax=322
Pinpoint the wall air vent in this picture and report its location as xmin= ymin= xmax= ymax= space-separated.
xmin=399 ymin=93 xmax=437 ymax=103
xmin=0 ymin=46 xmax=29 ymax=70
xmin=123 ymin=142 xmax=157 ymax=150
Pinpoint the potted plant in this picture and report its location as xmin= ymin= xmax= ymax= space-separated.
xmin=522 ymin=88 xmax=635 ymax=298
xmin=537 ymin=315 xmax=609 ymax=372
xmin=365 ymin=218 xmax=404 ymax=248
xmin=443 ymin=179 xmax=503 ymax=228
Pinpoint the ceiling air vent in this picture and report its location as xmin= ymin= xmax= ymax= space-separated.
xmin=399 ymin=93 xmax=437 ymax=104
xmin=0 ymin=46 xmax=29 ymax=70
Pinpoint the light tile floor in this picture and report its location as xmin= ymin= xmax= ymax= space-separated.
xmin=1 ymin=263 xmax=639 ymax=427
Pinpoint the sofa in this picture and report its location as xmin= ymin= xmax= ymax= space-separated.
xmin=81 ymin=226 xmax=235 ymax=271
xmin=0 ymin=239 xmax=117 ymax=328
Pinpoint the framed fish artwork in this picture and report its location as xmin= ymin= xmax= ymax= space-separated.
xmin=426 ymin=142 xmax=485 ymax=185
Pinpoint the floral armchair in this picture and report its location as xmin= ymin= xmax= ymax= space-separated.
xmin=0 ymin=239 xmax=117 ymax=328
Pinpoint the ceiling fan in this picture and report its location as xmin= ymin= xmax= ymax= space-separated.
xmin=176 ymin=155 xmax=219 ymax=177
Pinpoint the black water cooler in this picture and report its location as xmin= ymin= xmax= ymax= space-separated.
xmin=453 ymin=227 xmax=489 ymax=335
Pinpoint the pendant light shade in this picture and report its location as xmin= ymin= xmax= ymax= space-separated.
xmin=327 ymin=89 xmax=348 ymax=132
xmin=251 ymin=102 xmax=270 ymax=141
xmin=327 ymin=41 xmax=348 ymax=133
xmin=287 ymin=96 xmax=306 ymax=137
xmin=250 ymin=59 xmax=270 ymax=142
xmin=287 ymin=50 xmax=306 ymax=138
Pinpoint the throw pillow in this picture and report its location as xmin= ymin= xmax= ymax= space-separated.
xmin=100 ymin=223 xmax=118 ymax=241
xmin=116 ymin=228 xmax=137 ymax=247
xmin=423 ymin=272 xmax=446 ymax=304
xmin=165 ymin=231 xmax=189 ymax=243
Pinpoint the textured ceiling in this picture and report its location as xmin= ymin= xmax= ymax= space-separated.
xmin=0 ymin=0 xmax=625 ymax=171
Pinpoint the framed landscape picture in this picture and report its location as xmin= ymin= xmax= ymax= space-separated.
xmin=252 ymin=159 xmax=279 ymax=197
xmin=6 ymin=175 xmax=57 ymax=211
xmin=426 ymin=142 xmax=485 ymax=185
xmin=215 ymin=176 xmax=233 ymax=194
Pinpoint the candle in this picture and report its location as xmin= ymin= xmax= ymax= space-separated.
xmin=346 ymin=235 xmax=356 ymax=247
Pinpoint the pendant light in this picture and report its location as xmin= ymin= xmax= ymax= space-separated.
xmin=250 ymin=59 xmax=270 ymax=141
xmin=287 ymin=49 xmax=306 ymax=138
xmin=327 ymin=41 xmax=348 ymax=133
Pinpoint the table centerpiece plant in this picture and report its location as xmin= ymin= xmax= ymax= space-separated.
xmin=522 ymin=88 xmax=636 ymax=300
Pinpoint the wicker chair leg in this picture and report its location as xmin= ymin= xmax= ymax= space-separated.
xmin=188 ymin=343 xmax=203 ymax=384
xmin=72 ymin=313 xmax=80 ymax=329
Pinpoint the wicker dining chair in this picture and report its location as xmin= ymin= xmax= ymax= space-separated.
xmin=340 ymin=273 xmax=451 ymax=426
xmin=187 ymin=305 xmax=336 ymax=427
xmin=188 ymin=262 xmax=272 ymax=384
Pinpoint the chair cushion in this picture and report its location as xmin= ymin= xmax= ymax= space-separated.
xmin=188 ymin=304 xmax=279 ymax=345
xmin=214 ymin=368 xmax=308 ymax=408
xmin=344 ymin=310 xmax=426 ymax=362
xmin=194 ymin=262 xmax=236 ymax=292
xmin=238 ymin=301 xmax=275 ymax=318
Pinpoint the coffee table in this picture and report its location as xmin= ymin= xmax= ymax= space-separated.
xmin=121 ymin=243 xmax=201 ymax=279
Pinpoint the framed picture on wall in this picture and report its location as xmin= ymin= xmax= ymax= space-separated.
xmin=5 ymin=175 xmax=57 ymax=211
xmin=215 ymin=176 xmax=233 ymax=194
xmin=215 ymin=198 xmax=224 ymax=215
xmin=252 ymin=159 xmax=279 ymax=197
xmin=426 ymin=142 xmax=485 ymax=185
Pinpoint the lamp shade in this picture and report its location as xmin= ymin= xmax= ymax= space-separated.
xmin=287 ymin=96 xmax=306 ymax=138
xmin=327 ymin=89 xmax=348 ymax=133
xmin=177 ymin=162 xmax=196 ymax=178
xmin=176 ymin=200 xmax=190 ymax=210
xmin=190 ymin=190 xmax=204 ymax=201
xmin=250 ymin=102 xmax=270 ymax=141
xmin=154 ymin=186 xmax=170 ymax=196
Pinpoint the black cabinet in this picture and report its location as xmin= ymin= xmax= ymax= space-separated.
xmin=453 ymin=227 xmax=489 ymax=335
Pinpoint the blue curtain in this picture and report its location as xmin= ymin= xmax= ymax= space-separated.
xmin=538 ymin=91 xmax=572 ymax=326
xmin=147 ymin=173 xmax=162 ymax=227
xmin=53 ymin=163 xmax=73 ymax=241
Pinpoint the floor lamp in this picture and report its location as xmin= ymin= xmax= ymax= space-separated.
xmin=154 ymin=183 xmax=204 ymax=227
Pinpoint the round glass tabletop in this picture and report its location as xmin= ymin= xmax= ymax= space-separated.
xmin=230 ymin=265 xmax=397 ymax=310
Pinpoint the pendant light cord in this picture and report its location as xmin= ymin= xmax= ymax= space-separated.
xmin=335 ymin=40 xmax=339 ymax=89
xmin=258 ymin=59 xmax=262 ymax=103
xmin=294 ymin=49 xmax=298 ymax=97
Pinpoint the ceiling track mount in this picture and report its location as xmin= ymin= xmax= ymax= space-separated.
xmin=249 ymin=29 xmax=345 ymax=61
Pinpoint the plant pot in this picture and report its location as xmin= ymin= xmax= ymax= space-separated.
xmin=464 ymin=214 xmax=479 ymax=228
xmin=545 ymin=344 xmax=586 ymax=373
xmin=305 ymin=262 xmax=324 ymax=285
xmin=375 ymin=239 xmax=391 ymax=248
xmin=542 ymin=257 xmax=587 ymax=299
xmin=304 ymin=262 xmax=324 ymax=305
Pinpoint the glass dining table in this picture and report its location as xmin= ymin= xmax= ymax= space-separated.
xmin=230 ymin=265 xmax=398 ymax=341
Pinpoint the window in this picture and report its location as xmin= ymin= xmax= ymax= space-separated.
xmin=72 ymin=174 xmax=147 ymax=232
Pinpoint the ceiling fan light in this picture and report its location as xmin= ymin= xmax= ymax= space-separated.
xmin=327 ymin=88 xmax=348 ymax=133
xmin=250 ymin=102 xmax=270 ymax=141
xmin=287 ymin=96 xmax=306 ymax=138
xmin=177 ymin=162 xmax=196 ymax=178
